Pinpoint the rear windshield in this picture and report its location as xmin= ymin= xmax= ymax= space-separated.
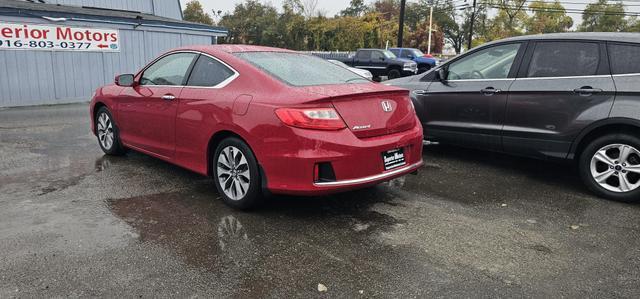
xmin=235 ymin=52 xmax=369 ymax=86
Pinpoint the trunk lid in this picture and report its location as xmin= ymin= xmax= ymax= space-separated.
xmin=299 ymin=84 xmax=415 ymax=138
xmin=332 ymin=91 xmax=415 ymax=138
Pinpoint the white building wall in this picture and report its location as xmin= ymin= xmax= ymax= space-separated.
xmin=46 ymin=0 xmax=181 ymax=20
xmin=0 ymin=18 xmax=216 ymax=107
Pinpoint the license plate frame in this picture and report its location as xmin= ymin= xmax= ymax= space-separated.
xmin=382 ymin=148 xmax=406 ymax=171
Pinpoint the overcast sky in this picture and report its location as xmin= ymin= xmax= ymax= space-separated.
xmin=179 ymin=0 xmax=640 ymax=28
xmin=179 ymin=0 xmax=347 ymax=17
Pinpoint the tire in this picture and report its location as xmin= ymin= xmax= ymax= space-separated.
xmin=418 ymin=65 xmax=431 ymax=74
xmin=95 ymin=107 xmax=126 ymax=155
xmin=387 ymin=69 xmax=401 ymax=80
xmin=212 ymin=137 xmax=263 ymax=209
xmin=579 ymin=133 xmax=640 ymax=202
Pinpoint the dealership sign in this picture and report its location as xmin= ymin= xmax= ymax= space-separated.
xmin=0 ymin=22 xmax=119 ymax=52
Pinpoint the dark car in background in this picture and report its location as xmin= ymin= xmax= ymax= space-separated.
xmin=387 ymin=32 xmax=640 ymax=202
xmin=333 ymin=48 xmax=417 ymax=80
xmin=389 ymin=47 xmax=438 ymax=73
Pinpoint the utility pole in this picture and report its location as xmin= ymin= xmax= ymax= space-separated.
xmin=467 ymin=0 xmax=477 ymax=50
xmin=427 ymin=6 xmax=433 ymax=54
xmin=398 ymin=0 xmax=406 ymax=47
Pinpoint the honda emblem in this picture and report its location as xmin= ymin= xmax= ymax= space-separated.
xmin=381 ymin=100 xmax=393 ymax=112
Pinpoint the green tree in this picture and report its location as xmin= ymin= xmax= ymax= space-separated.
xmin=626 ymin=16 xmax=640 ymax=32
xmin=306 ymin=15 xmax=330 ymax=50
xmin=218 ymin=1 xmax=280 ymax=45
xmin=405 ymin=19 xmax=445 ymax=53
xmin=340 ymin=0 xmax=368 ymax=17
xmin=579 ymin=0 xmax=627 ymax=32
xmin=283 ymin=0 xmax=305 ymax=13
xmin=525 ymin=0 xmax=573 ymax=34
xmin=373 ymin=0 xmax=400 ymax=21
xmin=468 ymin=6 xmax=492 ymax=48
xmin=182 ymin=0 xmax=214 ymax=25
xmin=277 ymin=1 xmax=307 ymax=49
xmin=218 ymin=0 xmax=457 ymax=53
xmin=484 ymin=0 xmax=528 ymax=39
xmin=421 ymin=0 xmax=474 ymax=53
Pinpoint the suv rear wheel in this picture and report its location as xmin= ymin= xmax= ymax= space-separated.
xmin=579 ymin=134 xmax=640 ymax=202
xmin=387 ymin=69 xmax=401 ymax=79
xmin=418 ymin=65 xmax=431 ymax=74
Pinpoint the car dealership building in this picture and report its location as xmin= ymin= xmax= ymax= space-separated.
xmin=0 ymin=0 xmax=228 ymax=107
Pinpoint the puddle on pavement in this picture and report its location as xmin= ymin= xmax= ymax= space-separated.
xmin=106 ymin=187 xmax=403 ymax=265
xmin=33 ymin=156 xmax=117 ymax=196
xmin=104 ymin=185 xmax=439 ymax=296
xmin=94 ymin=156 xmax=113 ymax=172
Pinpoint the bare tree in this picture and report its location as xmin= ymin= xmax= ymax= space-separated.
xmin=302 ymin=0 xmax=319 ymax=18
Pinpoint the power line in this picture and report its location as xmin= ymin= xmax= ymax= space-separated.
xmin=435 ymin=1 xmax=640 ymax=15
xmin=520 ymin=0 xmax=640 ymax=8
xmin=482 ymin=4 xmax=633 ymax=14
xmin=534 ymin=0 xmax=640 ymax=6
xmin=480 ymin=3 xmax=640 ymax=16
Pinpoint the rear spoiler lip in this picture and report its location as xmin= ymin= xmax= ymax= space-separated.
xmin=303 ymin=89 xmax=411 ymax=104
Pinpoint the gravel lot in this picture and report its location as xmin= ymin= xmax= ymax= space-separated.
xmin=1 ymin=103 xmax=639 ymax=298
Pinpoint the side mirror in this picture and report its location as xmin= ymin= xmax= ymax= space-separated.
xmin=408 ymin=55 xmax=415 ymax=59
xmin=379 ymin=56 xmax=385 ymax=61
xmin=115 ymin=74 xmax=135 ymax=87
xmin=436 ymin=68 xmax=448 ymax=82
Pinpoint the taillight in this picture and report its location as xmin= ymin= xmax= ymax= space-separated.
xmin=275 ymin=108 xmax=346 ymax=130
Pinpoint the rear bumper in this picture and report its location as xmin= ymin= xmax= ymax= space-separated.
xmin=257 ymin=120 xmax=424 ymax=196
xmin=314 ymin=160 xmax=422 ymax=187
xmin=402 ymin=68 xmax=417 ymax=76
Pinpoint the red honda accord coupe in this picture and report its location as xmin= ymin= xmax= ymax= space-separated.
xmin=90 ymin=45 xmax=424 ymax=209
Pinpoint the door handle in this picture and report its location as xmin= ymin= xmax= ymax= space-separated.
xmin=414 ymin=90 xmax=428 ymax=95
xmin=573 ymin=87 xmax=602 ymax=96
xmin=161 ymin=94 xmax=176 ymax=101
xmin=480 ymin=87 xmax=501 ymax=95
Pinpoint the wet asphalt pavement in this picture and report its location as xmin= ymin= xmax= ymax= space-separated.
xmin=1 ymin=103 xmax=639 ymax=298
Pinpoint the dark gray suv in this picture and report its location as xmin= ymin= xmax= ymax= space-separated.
xmin=387 ymin=32 xmax=640 ymax=202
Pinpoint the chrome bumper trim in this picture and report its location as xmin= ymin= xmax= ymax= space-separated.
xmin=313 ymin=160 xmax=423 ymax=187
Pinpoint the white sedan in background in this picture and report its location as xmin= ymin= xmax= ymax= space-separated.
xmin=327 ymin=59 xmax=373 ymax=80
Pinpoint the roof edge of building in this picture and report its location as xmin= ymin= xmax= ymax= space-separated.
xmin=0 ymin=4 xmax=228 ymax=35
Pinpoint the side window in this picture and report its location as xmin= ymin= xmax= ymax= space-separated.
xmin=140 ymin=53 xmax=196 ymax=86
xmin=527 ymin=42 xmax=599 ymax=78
xmin=447 ymin=43 xmax=521 ymax=80
xmin=187 ymin=55 xmax=236 ymax=87
xmin=371 ymin=51 xmax=384 ymax=61
xmin=356 ymin=50 xmax=370 ymax=60
xmin=608 ymin=43 xmax=640 ymax=75
xmin=400 ymin=50 xmax=412 ymax=59
xmin=390 ymin=49 xmax=400 ymax=57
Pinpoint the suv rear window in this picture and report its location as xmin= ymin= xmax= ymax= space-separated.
xmin=235 ymin=52 xmax=369 ymax=86
xmin=527 ymin=42 xmax=599 ymax=78
xmin=608 ymin=43 xmax=640 ymax=75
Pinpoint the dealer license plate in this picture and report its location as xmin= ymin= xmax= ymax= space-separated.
xmin=382 ymin=148 xmax=406 ymax=170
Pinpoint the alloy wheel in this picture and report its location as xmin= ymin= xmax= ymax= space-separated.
xmin=217 ymin=146 xmax=251 ymax=200
xmin=590 ymin=143 xmax=640 ymax=193
xmin=97 ymin=112 xmax=114 ymax=150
